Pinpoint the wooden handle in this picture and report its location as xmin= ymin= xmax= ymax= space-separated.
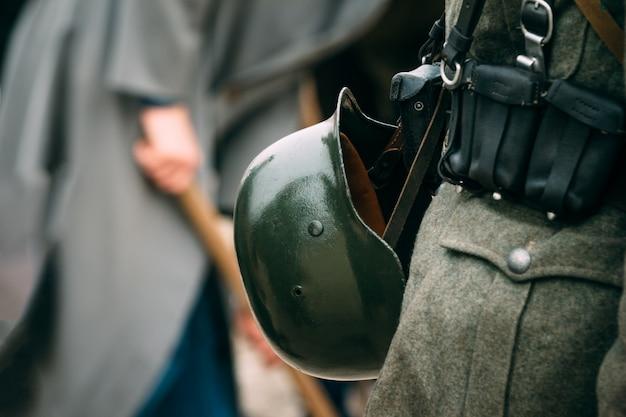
xmin=178 ymin=184 xmax=247 ymax=305
xmin=178 ymin=184 xmax=339 ymax=417
xmin=286 ymin=367 xmax=342 ymax=417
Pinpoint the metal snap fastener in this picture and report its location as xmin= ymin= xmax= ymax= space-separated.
xmin=308 ymin=220 xmax=324 ymax=237
xmin=414 ymin=101 xmax=424 ymax=111
xmin=291 ymin=285 xmax=304 ymax=298
xmin=507 ymin=248 xmax=531 ymax=274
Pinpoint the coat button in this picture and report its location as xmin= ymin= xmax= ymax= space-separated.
xmin=507 ymin=248 xmax=531 ymax=274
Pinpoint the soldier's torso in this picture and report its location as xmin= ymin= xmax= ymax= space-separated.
xmin=446 ymin=0 xmax=624 ymax=100
xmin=365 ymin=2 xmax=626 ymax=416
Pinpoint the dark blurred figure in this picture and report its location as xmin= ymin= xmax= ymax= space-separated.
xmin=314 ymin=0 xmax=440 ymax=122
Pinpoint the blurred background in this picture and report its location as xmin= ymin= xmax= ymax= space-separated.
xmin=0 ymin=0 xmax=442 ymax=416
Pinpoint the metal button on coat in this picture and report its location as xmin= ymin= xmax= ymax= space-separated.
xmin=507 ymin=248 xmax=531 ymax=274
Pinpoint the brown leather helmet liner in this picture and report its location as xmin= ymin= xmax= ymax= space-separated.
xmin=340 ymin=133 xmax=386 ymax=236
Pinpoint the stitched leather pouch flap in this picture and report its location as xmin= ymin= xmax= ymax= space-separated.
xmin=471 ymin=64 xmax=541 ymax=106
xmin=546 ymin=80 xmax=624 ymax=133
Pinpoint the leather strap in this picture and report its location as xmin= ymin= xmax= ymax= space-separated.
xmin=540 ymin=116 xmax=590 ymax=214
xmin=574 ymin=0 xmax=624 ymax=62
xmin=438 ymin=87 xmax=464 ymax=183
xmin=459 ymin=90 xmax=477 ymax=173
xmin=383 ymin=88 xmax=447 ymax=248
xmin=441 ymin=0 xmax=487 ymax=66
xmin=419 ymin=15 xmax=446 ymax=64
xmin=470 ymin=99 xmax=509 ymax=190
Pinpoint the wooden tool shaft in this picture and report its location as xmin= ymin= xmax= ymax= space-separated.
xmin=178 ymin=185 xmax=247 ymax=304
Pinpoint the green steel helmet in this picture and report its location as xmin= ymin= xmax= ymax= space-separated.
xmin=234 ymin=88 xmax=405 ymax=381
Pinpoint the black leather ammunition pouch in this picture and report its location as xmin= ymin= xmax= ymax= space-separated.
xmin=525 ymin=80 xmax=624 ymax=216
xmin=440 ymin=60 xmax=624 ymax=219
xmin=441 ymin=62 xmax=544 ymax=193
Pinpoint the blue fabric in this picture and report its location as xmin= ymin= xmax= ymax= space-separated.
xmin=136 ymin=275 xmax=239 ymax=417
xmin=138 ymin=97 xmax=180 ymax=107
xmin=321 ymin=380 xmax=352 ymax=417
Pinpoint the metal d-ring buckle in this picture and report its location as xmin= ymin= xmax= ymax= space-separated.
xmin=520 ymin=0 xmax=554 ymax=45
xmin=440 ymin=61 xmax=462 ymax=89
xmin=517 ymin=0 xmax=553 ymax=73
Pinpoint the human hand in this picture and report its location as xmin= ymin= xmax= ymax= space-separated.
xmin=134 ymin=105 xmax=202 ymax=194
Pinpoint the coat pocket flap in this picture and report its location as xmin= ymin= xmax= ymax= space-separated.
xmin=438 ymin=192 xmax=626 ymax=287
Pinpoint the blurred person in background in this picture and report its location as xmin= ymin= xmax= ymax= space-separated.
xmin=0 ymin=0 xmax=240 ymax=416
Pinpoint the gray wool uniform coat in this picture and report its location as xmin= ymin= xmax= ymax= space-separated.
xmin=365 ymin=0 xmax=626 ymax=416
xmin=0 ymin=0 xmax=393 ymax=416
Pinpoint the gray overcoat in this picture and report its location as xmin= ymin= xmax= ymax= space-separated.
xmin=0 ymin=0 xmax=213 ymax=416
xmin=0 ymin=0 xmax=393 ymax=416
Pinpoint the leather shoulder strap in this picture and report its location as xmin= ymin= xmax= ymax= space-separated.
xmin=574 ymin=0 xmax=624 ymax=63
xmin=441 ymin=0 xmax=487 ymax=66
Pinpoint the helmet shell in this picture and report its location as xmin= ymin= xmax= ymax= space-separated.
xmin=234 ymin=88 xmax=405 ymax=380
